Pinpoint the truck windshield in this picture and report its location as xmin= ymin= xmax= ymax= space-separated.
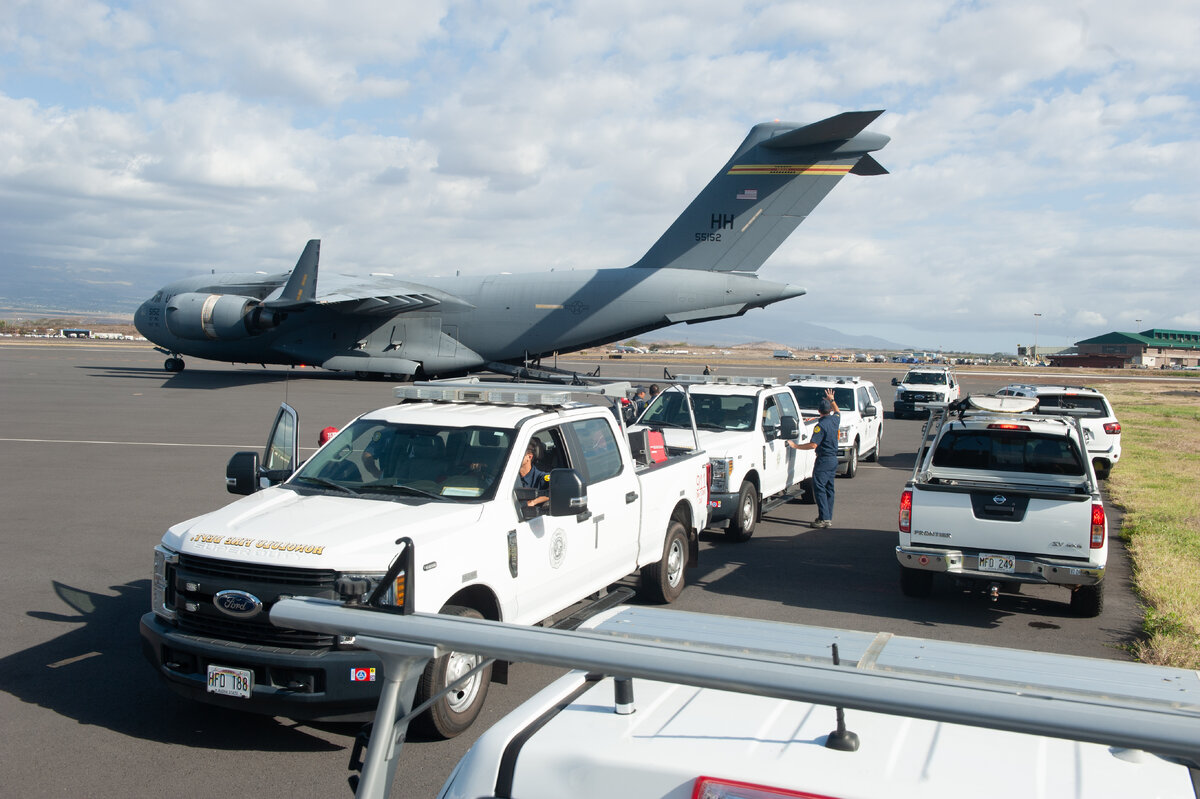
xmin=789 ymin=386 xmax=855 ymax=412
xmin=641 ymin=391 xmax=756 ymax=430
xmin=291 ymin=420 xmax=515 ymax=500
xmin=932 ymin=430 xmax=1084 ymax=475
xmin=904 ymin=372 xmax=947 ymax=385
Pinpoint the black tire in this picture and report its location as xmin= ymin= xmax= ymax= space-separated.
xmin=412 ymin=605 xmax=492 ymax=739
xmin=899 ymin=566 xmax=934 ymax=598
xmin=1070 ymin=583 xmax=1104 ymax=617
xmin=640 ymin=520 xmax=688 ymax=603
xmin=724 ymin=482 xmax=758 ymax=542
xmin=841 ymin=442 xmax=858 ymax=478
xmin=1093 ymin=460 xmax=1111 ymax=480
xmin=164 ymin=357 xmax=184 ymax=373
xmin=866 ymin=428 xmax=881 ymax=462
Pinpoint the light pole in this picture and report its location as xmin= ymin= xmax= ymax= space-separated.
xmin=1033 ymin=313 xmax=1042 ymax=362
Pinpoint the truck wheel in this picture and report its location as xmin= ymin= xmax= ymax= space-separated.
xmin=640 ymin=520 xmax=688 ymax=603
xmin=725 ymin=482 xmax=758 ymax=542
xmin=412 ymin=605 xmax=492 ymax=739
xmin=1093 ymin=460 xmax=1111 ymax=480
xmin=841 ymin=444 xmax=858 ymax=478
xmin=1070 ymin=583 xmax=1104 ymax=617
xmin=899 ymin=566 xmax=933 ymax=598
xmin=866 ymin=429 xmax=881 ymax=462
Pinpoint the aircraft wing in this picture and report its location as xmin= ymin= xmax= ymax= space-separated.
xmin=306 ymin=272 xmax=476 ymax=315
xmin=257 ymin=240 xmax=475 ymax=315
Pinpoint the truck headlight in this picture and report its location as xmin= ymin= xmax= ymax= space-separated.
xmin=152 ymin=545 xmax=179 ymax=622
xmin=336 ymin=571 xmax=407 ymax=608
xmin=709 ymin=457 xmax=733 ymax=492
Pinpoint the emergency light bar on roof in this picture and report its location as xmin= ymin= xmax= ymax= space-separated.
xmin=673 ymin=374 xmax=777 ymax=386
xmin=789 ymin=374 xmax=863 ymax=384
xmin=395 ymin=381 xmax=632 ymax=407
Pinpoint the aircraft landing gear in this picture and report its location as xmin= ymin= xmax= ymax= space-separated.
xmin=164 ymin=356 xmax=185 ymax=373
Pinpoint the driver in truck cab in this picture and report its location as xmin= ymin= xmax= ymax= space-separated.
xmin=516 ymin=441 xmax=549 ymax=509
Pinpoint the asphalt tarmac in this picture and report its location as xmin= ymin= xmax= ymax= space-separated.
xmin=0 ymin=342 xmax=1149 ymax=798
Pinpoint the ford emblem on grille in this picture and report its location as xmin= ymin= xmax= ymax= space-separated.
xmin=993 ymin=495 xmax=1007 ymax=505
xmin=214 ymin=589 xmax=264 ymax=619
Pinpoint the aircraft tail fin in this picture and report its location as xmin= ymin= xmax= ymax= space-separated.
xmin=629 ymin=111 xmax=888 ymax=272
xmin=266 ymin=239 xmax=320 ymax=310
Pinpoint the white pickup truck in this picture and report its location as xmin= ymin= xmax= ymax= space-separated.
xmin=896 ymin=395 xmax=1108 ymax=616
xmin=634 ymin=375 xmax=813 ymax=541
xmin=139 ymin=381 xmax=709 ymax=737
xmin=268 ymin=599 xmax=1200 ymax=799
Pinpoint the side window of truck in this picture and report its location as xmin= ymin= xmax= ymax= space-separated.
xmin=775 ymin=391 xmax=799 ymax=424
xmin=529 ymin=427 xmax=569 ymax=473
xmin=762 ymin=395 xmax=781 ymax=433
xmin=567 ymin=418 xmax=623 ymax=484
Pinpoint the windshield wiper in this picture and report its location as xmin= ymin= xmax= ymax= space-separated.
xmin=293 ymin=476 xmax=360 ymax=496
xmin=366 ymin=484 xmax=446 ymax=501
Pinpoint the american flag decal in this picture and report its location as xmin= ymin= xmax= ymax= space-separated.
xmin=736 ymin=189 xmax=758 ymax=201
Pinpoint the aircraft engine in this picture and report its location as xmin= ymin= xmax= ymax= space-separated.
xmin=164 ymin=293 xmax=285 ymax=341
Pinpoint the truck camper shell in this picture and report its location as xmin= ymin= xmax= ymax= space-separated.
xmin=271 ymin=599 xmax=1200 ymax=799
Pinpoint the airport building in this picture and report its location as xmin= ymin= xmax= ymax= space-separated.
xmin=1049 ymin=329 xmax=1200 ymax=369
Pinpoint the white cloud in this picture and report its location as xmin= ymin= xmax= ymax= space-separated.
xmin=1 ymin=0 xmax=1198 ymax=351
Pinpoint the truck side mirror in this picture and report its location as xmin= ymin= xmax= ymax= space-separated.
xmin=779 ymin=415 xmax=799 ymax=439
xmin=548 ymin=469 xmax=587 ymax=517
xmin=226 ymin=451 xmax=260 ymax=495
xmin=862 ymin=405 xmax=878 ymax=418
xmin=891 ymin=378 xmax=900 ymax=386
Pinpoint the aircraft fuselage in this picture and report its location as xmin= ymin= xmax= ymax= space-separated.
xmin=134 ymin=267 xmax=803 ymax=376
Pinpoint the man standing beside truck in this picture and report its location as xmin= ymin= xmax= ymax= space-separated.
xmin=788 ymin=389 xmax=839 ymax=527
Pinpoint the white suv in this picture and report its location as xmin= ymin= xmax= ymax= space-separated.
xmin=892 ymin=366 xmax=960 ymax=418
xmin=995 ymin=384 xmax=1122 ymax=478
xmin=787 ymin=374 xmax=883 ymax=478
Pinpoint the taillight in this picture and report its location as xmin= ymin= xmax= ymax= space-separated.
xmin=899 ymin=489 xmax=912 ymax=533
xmin=1104 ymin=422 xmax=1121 ymax=435
xmin=1090 ymin=504 xmax=1106 ymax=549
xmin=987 ymin=423 xmax=1030 ymax=431
xmin=693 ymin=776 xmax=839 ymax=799
xmin=705 ymin=462 xmax=713 ymax=504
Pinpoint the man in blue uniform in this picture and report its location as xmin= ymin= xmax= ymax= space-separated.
xmin=788 ymin=389 xmax=840 ymax=528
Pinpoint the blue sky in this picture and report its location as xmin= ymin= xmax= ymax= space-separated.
xmin=1 ymin=0 xmax=1197 ymax=353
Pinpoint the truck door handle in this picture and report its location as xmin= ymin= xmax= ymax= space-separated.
xmin=625 ymin=491 xmax=638 ymax=504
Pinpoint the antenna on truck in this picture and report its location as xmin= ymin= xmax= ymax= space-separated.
xmin=824 ymin=643 xmax=860 ymax=752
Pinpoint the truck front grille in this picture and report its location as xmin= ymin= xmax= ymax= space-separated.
xmin=172 ymin=553 xmax=339 ymax=649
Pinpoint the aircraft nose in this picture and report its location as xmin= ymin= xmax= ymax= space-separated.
xmin=133 ymin=300 xmax=152 ymax=339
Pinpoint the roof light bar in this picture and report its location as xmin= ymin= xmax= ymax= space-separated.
xmin=395 ymin=380 xmax=632 ymax=407
xmin=674 ymin=374 xmax=777 ymax=386
xmin=788 ymin=374 xmax=862 ymax=384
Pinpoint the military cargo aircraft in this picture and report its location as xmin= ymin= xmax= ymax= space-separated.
xmin=134 ymin=111 xmax=889 ymax=378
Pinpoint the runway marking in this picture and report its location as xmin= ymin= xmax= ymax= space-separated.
xmin=48 ymin=652 xmax=102 ymax=669
xmin=1 ymin=437 xmax=253 ymax=448
xmin=1 ymin=437 xmax=322 ymax=452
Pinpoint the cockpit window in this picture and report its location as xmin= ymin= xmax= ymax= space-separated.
xmin=291 ymin=420 xmax=514 ymax=501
